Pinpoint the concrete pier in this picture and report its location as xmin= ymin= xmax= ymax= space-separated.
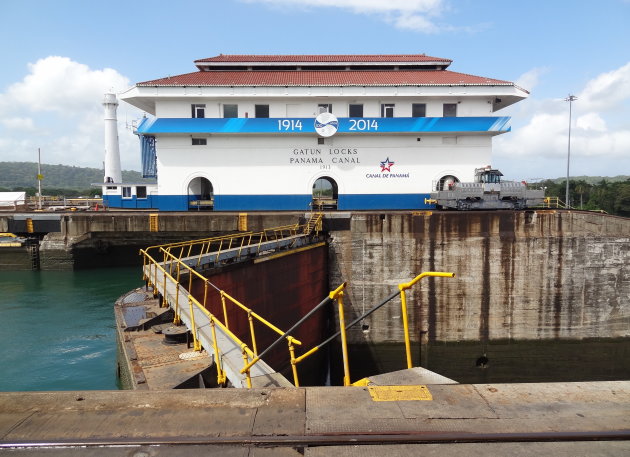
xmin=1 ymin=382 xmax=628 ymax=455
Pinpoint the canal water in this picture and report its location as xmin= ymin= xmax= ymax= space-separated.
xmin=1 ymin=268 xmax=628 ymax=390
xmin=0 ymin=268 xmax=141 ymax=391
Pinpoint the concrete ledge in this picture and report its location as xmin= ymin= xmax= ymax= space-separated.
xmin=0 ymin=382 xmax=628 ymax=454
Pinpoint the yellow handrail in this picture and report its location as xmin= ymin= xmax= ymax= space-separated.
xmin=398 ymin=271 xmax=455 ymax=369
xmin=139 ymin=220 xmax=323 ymax=387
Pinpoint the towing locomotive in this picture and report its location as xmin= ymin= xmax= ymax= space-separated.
xmin=429 ymin=166 xmax=545 ymax=210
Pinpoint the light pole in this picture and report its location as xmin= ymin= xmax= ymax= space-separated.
xmin=565 ymin=94 xmax=577 ymax=208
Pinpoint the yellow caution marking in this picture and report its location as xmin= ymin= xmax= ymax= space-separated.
xmin=368 ymin=385 xmax=432 ymax=402
xmin=149 ymin=214 xmax=159 ymax=232
xmin=238 ymin=213 xmax=248 ymax=231
xmin=412 ymin=211 xmax=433 ymax=216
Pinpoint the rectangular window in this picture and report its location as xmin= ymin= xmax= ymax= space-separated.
xmin=381 ymin=104 xmax=395 ymax=118
xmin=223 ymin=104 xmax=238 ymax=118
xmin=443 ymin=103 xmax=457 ymax=117
xmin=191 ymin=104 xmax=205 ymax=118
xmin=192 ymin=138 xmax=207 ymax=145
xmin=122 ymin=186 xmax=132 ymax=199
xmin=318 ymin=104 xmax=332 ymax=114
xmin=349 ymin=104 xmax=363 ymax=117
xmin=412 ymin=103 xmax=427 ymax=117
xmin=136 ymin=186 xmax=147 ymax=199
xmin=255 ymin=104 xmax=269 ymax=118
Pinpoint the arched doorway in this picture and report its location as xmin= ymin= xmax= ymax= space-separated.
xmin=437 ymin=175 xmax=459 ymax=191
xmin=312 ymin=176 xmax=338 ymax=210
xmin=188 ymin=177 xmax=213 ymax=211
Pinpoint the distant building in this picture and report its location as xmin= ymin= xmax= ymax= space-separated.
xmin=110 ymin=54 xmax=528 ymax=211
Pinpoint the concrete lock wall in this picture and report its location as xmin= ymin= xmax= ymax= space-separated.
xmin=328 ymin=211 xmax=630 ymax=344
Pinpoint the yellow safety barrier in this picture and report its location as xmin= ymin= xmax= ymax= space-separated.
xmin=138 ymin=215 xmax=460 ymax=389
xmin=398 ymin=272 xmax=455 ymax=369
xmin=539 ymin=196 xmax=567 ymax=209
xmin=140 ymin=216 xmax=323 ymax=387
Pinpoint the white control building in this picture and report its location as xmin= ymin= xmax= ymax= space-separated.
xmin=111 ymin=54 xmax=528 ymax=211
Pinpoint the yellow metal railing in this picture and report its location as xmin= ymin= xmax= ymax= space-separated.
xmin=143 ymin=216 xmax=322 ymax=270
xmin=293 ymin=272 xmax=454 ymax=387
xmin=141 ymin=247 xmax=304 ymax=388
xmin=140 ymin=216 xmax=324 ymax=387
xmin=539 ymin=197 xmax=567 ymax=209
xmin=141 ymin=218 xmax=454 ymax=388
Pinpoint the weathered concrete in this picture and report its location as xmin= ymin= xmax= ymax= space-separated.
xmin=328 ymin=210 xmax=630 ymax=344
xmin=0 ymin=211 xmax=306 ymax=269
xmin=0 ymin=246 xmax=31 ymax=270
xmin=0 ymin=382 xmax=628 ymax=455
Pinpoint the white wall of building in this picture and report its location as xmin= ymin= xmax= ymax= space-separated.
xmin=154 ymin=134 xmax=490 ymax=198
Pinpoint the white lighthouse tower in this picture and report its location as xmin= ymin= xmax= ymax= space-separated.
xmin=103 ymin=93 xmax=122 ymax=184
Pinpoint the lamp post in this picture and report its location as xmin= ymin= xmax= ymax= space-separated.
xmin=564 ymin=94 xmax=577 ymax=208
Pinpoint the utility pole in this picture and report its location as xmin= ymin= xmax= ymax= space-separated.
xmin=37 ymin=148 xmax=43 ymax=210
xmin=565 ymin=94 xmax=577 ymax=208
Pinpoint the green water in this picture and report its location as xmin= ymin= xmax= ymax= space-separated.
xmin=0 ymin=268 xmax=141 ymax=391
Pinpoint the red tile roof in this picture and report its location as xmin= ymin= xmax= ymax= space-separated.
xmin=194 ymin=54 xmax=452 ymax=63
xmin=137 ymin=70 xmax=514 ymax=87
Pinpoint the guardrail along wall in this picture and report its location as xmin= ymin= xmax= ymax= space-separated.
xmin=187 ymin=242 xmax=330 ymax=385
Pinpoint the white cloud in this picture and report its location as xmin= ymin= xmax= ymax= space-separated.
xmin=577 ymin=61 xmax=630 ymax=112
xmin=515 ymin=67 xmax=548 ymax=93
xmin=245 ymin=0 xmax=447 ymax=33
xmin=0 ymin=56 xmax=143 ymax=170
xmin=576 ymin=112 xmax=607 ymax=132
xmin=495 ymin=61 xmax=630 ymax=178
xmin=1 ymin=117 xmax=35 ymax=131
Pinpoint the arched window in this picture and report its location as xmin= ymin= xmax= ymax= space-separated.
xmin=188 ymin=177 xmax=213 ymax=211
xmin=312 ymin=176 xmax=338 ymax=210
xmin=437 ymin=175 xmax=459 ymax=191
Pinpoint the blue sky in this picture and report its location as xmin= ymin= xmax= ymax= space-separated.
xmin=1 ymin=0 xmax=629 ymax=181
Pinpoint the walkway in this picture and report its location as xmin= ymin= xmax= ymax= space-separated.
xmin=1 ymin=381 xmax=628 ymax=455
xmin=140 ymin=214 xmax=324 ymax=388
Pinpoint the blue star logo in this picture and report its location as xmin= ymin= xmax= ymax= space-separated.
xmin=380 ymin=157 xmax=395 ymax=172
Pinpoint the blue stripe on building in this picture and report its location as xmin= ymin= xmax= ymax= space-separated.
xmin=104 ymin=193 xmax=434 ymax=212
xmin=136 ymin=116 xmax=511 ymax=135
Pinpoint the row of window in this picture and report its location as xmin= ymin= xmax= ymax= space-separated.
xmin=120 ymin=186 xmax=148 ymax=199
xmin=191 ymin=103 xmax=458 ymax=119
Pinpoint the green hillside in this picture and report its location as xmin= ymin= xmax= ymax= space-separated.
xmin=0 ymin=162 xmax=154 ymax=190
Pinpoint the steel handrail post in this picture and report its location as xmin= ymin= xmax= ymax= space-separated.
xmin=247 ymin=311 xmax=258 ymax=356
xmin=188 ymin=296 xmax=202 ymax=351
xmin=203 ymin=281 xmax=208 ymax=308
xmin=289 ymin=341 xmax=299 ymax=387
xmin=141 ymin=250 xmax=147 ymax=282
xmin=173 ymin=264 xmax=181 ymax=325
xmin=221 ymin=291 xmax=229 ymax=329
xmin=216 ymin=239 xmax=223 ymax=263
xmin=152 ymin=261 xmax=158 ymax=297
xmin=336 ymin=291 xmax=351 ymax=386
xmin=162 ymin=269 xmax=167 ymax=308
xmin=188 ymin=267 xmax=193 ymax=293
xmin=398 ymin=287 xmax=413 ymax=369
xmin=210 ymin=319 xmax=226 ymax=385
xmin=398 ymin=271 xmax=455 ymax=369
xmin=242 ymin=348 xmax=252 ymax=388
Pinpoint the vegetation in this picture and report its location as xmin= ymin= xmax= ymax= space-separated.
xmin=539 ymin=178 xmax=630 ymax=217
xmin=0 ymin=161 xmax=154 ymax=192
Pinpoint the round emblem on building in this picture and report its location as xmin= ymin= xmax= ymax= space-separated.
xmin=314 ymin=112 xmax=339 ymax=137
